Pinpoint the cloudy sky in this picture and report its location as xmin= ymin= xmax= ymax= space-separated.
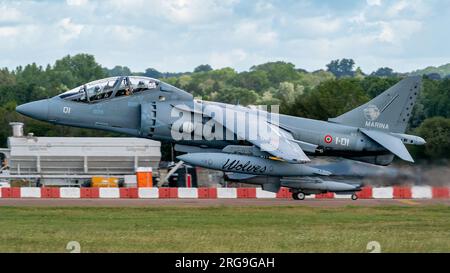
xmin=0 ymin=0 xmax=449 ymax=73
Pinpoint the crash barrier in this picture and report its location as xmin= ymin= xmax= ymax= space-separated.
xmin=0 ymin=186 xmax=449 ymax=199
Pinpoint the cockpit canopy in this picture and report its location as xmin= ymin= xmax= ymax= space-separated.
xmin=59 ymin=76 xmax=160 ymax=103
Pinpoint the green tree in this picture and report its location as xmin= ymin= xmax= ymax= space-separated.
xmin=275 ymin=82 xmax=296 ymax=105
xmin=360 ymin=76 xmax=401 ymax=98
xmin=422 ymin=78 xmax=450 ymax=118
xmin=413 ymin=117 xmax=450 ymax=159
xmin=105 ymin=65 xmax=132 ymax=76
xmin=15 ymin=63 xmax=50 ymax=102
xmin=250 ymin=61 xmax=300 ymax=84
xmin=371 ymin=67 xmax=396 ymax=77
xmin=297 ymin=70 xmax=335 ymax=91
xmin=288 ymin=78 xmax=369 ymax=120
xmin=231 ymin=70 xmax=270 ymax=93
xmin=354 ymin=67 xmax=366 ymax=79
xmin=215 ymin=87 xmax=258 ymax=106
xmin=0 ymin=68 xmax=15 ymax=85
xmin=52 ymin=54 xmax=107 ymax=87
xmin=194 ymin=64 xmax=213 ymax=73
xmin=326 ymin=59 xmax=355 ymax=78
xmin=143 ymin=68 xmax=163 ymax=79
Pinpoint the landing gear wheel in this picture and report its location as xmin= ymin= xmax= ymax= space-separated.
xmin=351 ymin=194 xmax=358 ymax=200
xmin=297 ymin=192 xmax=306 ymax=200
xmin=292 ymin=192 xmax=306 ymax=200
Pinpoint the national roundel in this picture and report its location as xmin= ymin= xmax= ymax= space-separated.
xmin=324 ymin=135 xmax=333 ymax=144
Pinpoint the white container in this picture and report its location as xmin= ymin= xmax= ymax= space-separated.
xmin=136 ymin=167 xmax=153 ymax=172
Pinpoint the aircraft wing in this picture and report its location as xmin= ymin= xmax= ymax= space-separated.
xmin=212 ymin=108 xmax=310 ymax=163
xmin=172 ymin=103 xmax=310 ymax=163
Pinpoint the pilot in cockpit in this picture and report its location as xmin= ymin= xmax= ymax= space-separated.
xmin=124 ymin=77 xmax=133 ymax=96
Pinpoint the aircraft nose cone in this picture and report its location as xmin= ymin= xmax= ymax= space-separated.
xmin=16 ymin=99 xmax=49 ymax=121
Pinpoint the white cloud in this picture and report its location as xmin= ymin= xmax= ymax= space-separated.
xmin=387 ymin=0 xmax=409 ymax=17
xmin=254 ymin=1 xmax=275 ymax=13
xmin=0 ymin=25 xmax=42 ymax=51
xmin=57 ymin=18 xmax=84 ymax=42
xmin=377 ymin=20 xmax=422 ymax=44
xmin=0 ymin=5 xmax=23 ymax=22
xmin=66 ymin=0 xmax=89 ymax=6
xmin=109 ymin=0 xmax=146 ymax=9
xmin=209 ymin=49 xmax=247 ymax=68
xmin=296 ymin=16 xmax=342 ymax=35
xmin=107 ymin=25 xmax=145 ymax=43
xmin=233 ymin=21 xmax=278 ymax=46
xmin=378 ymin=22 xmax=394 ymax=42
xmin=0 ymin=0 xmax=447 ymax=74
xmin=367 ymin=0 xmax=382 ymax=6
xmin=107 ymin=0 xmax=236 ymax=24
xmin=159 ymin=0 xmax=236 ymax=24
xmin=0 ymin=27 xmax=19 ymax=38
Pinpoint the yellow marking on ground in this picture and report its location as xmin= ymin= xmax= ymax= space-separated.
xmin=398 ymin=199 xmax=419 ymax=205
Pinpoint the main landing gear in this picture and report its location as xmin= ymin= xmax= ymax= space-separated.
xmin=292 ymin=192 xmax=306 ymax=200
xmin=351 ymin=194 xmax=358 ymax=200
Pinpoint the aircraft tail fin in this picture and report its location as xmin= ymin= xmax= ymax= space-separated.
xmin=328 ymin=76 xmax=422 ymax=133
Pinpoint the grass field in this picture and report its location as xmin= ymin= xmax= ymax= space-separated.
xmin=0 ymin=205 xmax=449 ymax=252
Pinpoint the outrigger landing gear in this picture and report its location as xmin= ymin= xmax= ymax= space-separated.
xmin=351 ymin=194 xmax=358 ymax=200
xmin=292 ymin=192 xmax=306 ymax=200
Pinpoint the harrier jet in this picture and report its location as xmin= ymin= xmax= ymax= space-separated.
xmin=16 ymin=75 xmax=425 ymax=200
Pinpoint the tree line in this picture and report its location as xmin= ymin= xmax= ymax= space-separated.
xmin=0 ymin=54 xmax=449 ymax=160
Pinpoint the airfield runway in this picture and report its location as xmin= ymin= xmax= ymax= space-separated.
xmin=0 ymin=198 xmax=448 ymax=207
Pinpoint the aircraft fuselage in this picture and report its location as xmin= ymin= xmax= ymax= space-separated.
xmin=17 ymin=81 xmax=387 ymax=162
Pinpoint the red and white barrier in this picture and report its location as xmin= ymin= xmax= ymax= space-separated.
xmin=334 ymin=194 xmax=351 ymax=199
xmin=21 ymin=187 xmax=41 ymax=198
xmin=217 ymin=188 xmax=237 ymax=199
xmin=138 ymin=188 xmax=159 ymax=198
xmin=60 ymin=188 xmax=81 ymax=198
xmin=411 ymin=186 xmax=432 ymax=199
xmin=256 ymin=188 xmax=276 ymax=199
xmin=0 ymin=186 xmax=449 ymax=199
xmin=373 ymin=187 xmax=394 ymax=199
xmin=99 ymin=188 xmax=120 ymax=198
xmin=178 ymin=187 xmax=198 ymax=199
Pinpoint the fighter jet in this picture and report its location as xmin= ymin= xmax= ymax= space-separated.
xmin=16 ymin=75 xmax=425 ymax=200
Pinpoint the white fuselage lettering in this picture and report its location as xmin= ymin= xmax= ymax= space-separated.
xmin=365 ymin=120 xmax=389 ymax=130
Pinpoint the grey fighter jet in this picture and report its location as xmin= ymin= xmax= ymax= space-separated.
xmin=16 ymin=75 xmax=425 ymax=199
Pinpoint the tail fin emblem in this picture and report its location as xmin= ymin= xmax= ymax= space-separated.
xmin=363 ymin=104 xmax=380 ymax=121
